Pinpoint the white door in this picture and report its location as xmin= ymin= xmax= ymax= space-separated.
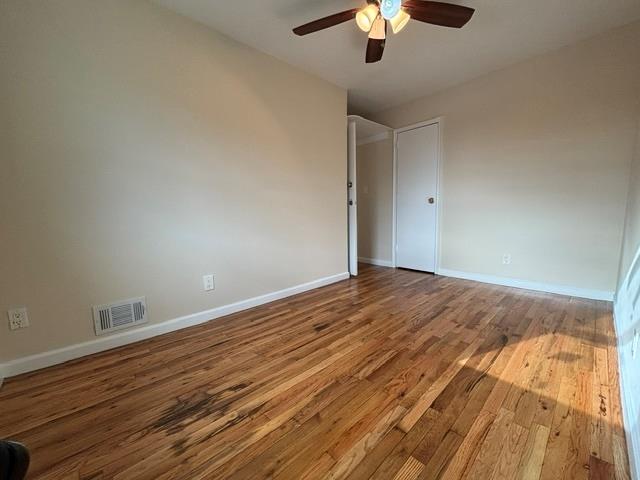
xmin=347 ymin=120 xmax=358 ymax=276
xmin=396 ymin=123 xmax=439 ymax=272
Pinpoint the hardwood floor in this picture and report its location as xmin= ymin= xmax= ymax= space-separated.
xmin=0 ymin=264 xmax=630 ymax=479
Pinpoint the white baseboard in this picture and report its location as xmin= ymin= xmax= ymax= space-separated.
xmin=359 ymin=257 xmax=394 ymax=268
xmin=0 ymin=272 xmax=350 ymax=379
xmin=437 ymin=268 xmax=614 ymax=301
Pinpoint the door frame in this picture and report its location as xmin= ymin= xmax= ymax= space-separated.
xmin=392 ymin=117 xmax=443 ymax=272
xmin=347 ymin=118 xmax=358 ymax=276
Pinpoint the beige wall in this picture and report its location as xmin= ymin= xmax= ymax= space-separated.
xmin=357 ymin=138 xmax=394 ymax=263
xmin=374 ymin=22 xmax=640 ymax=293
xmin=0 ymin=0 xmax=347 ymax=362
xmin=618 ymin=118 xmax=640 ymax=287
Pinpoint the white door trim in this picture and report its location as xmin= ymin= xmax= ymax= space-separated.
xmin=392 ymin=117 xmax=443 ymax=271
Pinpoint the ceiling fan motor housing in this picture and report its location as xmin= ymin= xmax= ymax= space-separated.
xmin=379 ymin=0 xmax=402 ymax=20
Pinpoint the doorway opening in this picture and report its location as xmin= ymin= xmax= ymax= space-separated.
xmin=347 ymin=115 xmax=393 ymax=276
xmin=347 ymin=116 xmax=442 ymax=276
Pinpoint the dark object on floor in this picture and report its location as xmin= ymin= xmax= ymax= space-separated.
xmin=0 ymin=441 xmax=30 ymax=480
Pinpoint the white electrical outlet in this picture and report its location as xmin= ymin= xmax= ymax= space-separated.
xmin=633 ymin=329 xmax=639 ymax=359
xmin=502 ymin=254 xmax=512 ymax=265
xmin=203 ymin=274 xmax=215 ymax=292
xmin=8 ymin=307 xmax=29 ymax=330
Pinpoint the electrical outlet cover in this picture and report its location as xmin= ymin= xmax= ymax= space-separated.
xmin=8 ymin=307 xmax=29 ymax=330
xmin=203 ymin=275 xmax=215 ymax=291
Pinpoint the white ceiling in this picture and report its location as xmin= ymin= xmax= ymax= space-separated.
xmin=153 ymin=0 xmax=640 ymax=115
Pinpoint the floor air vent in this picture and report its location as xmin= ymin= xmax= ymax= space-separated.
xmin=93 ymin=297 xmax=148 ymax=336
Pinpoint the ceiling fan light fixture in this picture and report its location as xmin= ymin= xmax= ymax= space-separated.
xmin=390 ymin=9 xmax=410 ymax=34
xmin=368 ymin=15 xmax=386 ymax=40
xmin=356 ymin=5 xmax=379 ymax=32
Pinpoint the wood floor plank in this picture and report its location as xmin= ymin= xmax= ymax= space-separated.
xmin=466 ymin=408 xmax=516 ymax=479
xmin=323 ymin=405 xmax=407 ymax=479
xmin=612 ymin=434 xmax=631 ymax=480
xmin=398 ymin=337 xmax=485 ymax=433
xmin=417 ymin=429 xmax=463 ymax=480
xmin=489 ymin=419 xmax=528 ymax=479
xmin=515 ymin=422 xmax=550 ymax=480
xmin=439 ymin=409 xmax=496 ymax=480
xmin=368 ymin=409 xmax=440 ymax=480
xmin=0 ymin=264 xmax=630 ymax=479
xmin=392 ymin=456 xmax=425 ymax=480
xmin=589 ymin=456 xmax=616 ymax=480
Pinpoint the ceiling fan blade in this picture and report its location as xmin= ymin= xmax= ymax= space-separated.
xmin=403 ymin=1 xmax=475 ymax=28
xmin=293 ymin=9 xmax=359 ymax=36
xmin=366 ymin=38 xmax=385 ymax=63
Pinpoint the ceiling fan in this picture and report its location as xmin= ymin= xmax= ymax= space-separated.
xmin=292 ymin=0 xmax=475 ymax=63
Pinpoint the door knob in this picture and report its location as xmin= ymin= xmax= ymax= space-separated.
xmin=428 ymin=197 xmax=435 ymax=204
